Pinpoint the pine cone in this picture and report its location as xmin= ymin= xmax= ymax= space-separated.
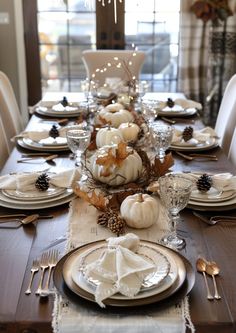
xmin=35 ymin=173 xmax=50 ymax=191
xmin=167 ymin=98 xmax=175 ymax=108
xmin=60 ymin=96 xmax=68 ymax=107
xmin=196 ymin=174 xmax=213 ymax=192
xmin=97 ymin=209 xmax=114 ymax=227
xmin=182 ymin=126 xmax=194 ymax=142
xmin=49 ymin=125 xmax=59 ymax=139
xmin=107 ymin=213 xmax=126 ymax=236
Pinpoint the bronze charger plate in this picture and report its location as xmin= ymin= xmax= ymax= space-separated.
xmin=53 ymin=240 xmax=195 ymax=308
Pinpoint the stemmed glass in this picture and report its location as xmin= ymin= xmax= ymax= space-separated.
xmin=150 ymin=123 xmax=173 ymax=162
xmin=158 ymin=174 xmax=193 ymax=249
xmin=141 ymin=99 xmax=159 ymax=125
xmin=66 ymin=126 xmax=91 ymax=169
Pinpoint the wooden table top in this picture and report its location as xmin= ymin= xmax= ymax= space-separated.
xmin=0 ymin=96 xmax=236 ymax=333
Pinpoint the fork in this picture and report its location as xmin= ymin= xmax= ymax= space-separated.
xmin=25 ymin=259 xmax=39 ymax=295
xmin=40 ymin=250 xmax=59 ymax=296
xmin=174 ymin=151 xmax=218 ymax=161
xmin=35 ymin=252 xmax=49 ymax=295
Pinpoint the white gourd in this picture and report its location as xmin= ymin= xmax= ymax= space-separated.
xmin=120 ymin=193 xmax=159 ymax=228
xmin=90 ymin=144 xmax=143 ymax=186
xmin=99 ymin=103 xmax=134 ymax=128
xmin=118 ymin=122 xmax=140 ymax=142
xmin=96 ymin=126 xmax=124 ymax=148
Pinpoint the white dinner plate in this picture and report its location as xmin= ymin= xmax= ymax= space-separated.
xmin=0 ymin=191 xmax=76 ymax=210
xmin=73 ymin=244 xmax=171 ymax=292
xmin=62 ymin=241 xmax=185 ymax=302
xmin=170 ymin=137 xmax=218 ymax=152
xmin=0 ymin=188 xmax=74 ymax=205
xmin=188 ymin=194 xmax=236 ymax=208
xmin=190 ymin=188 xmax=236 ymax=203
xmin=35 ymin=101 xmax=84 ymax=117
xmin=17 ymin=138 xmax=69 ymax=152
xmin=157 ymin=107 xmax=197 ymax=117
xmin=2 ymin=185 xmax=65 ymax=201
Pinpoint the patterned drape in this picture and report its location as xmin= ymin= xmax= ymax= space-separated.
xmin=178 ymin=0 xmax=236 ymax=126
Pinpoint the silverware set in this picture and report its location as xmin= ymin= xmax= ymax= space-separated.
xmin=25 ymin=250 xmax=59 ymax=297
xmin=193 ymin=211 xmax=236 ymax=225
xmin=17 ymin=154 xmax=58 ymax=163
xmin=196 ymin=257 xmax=221 ymax=300
xmin=174 ymin=151 xmax=218 ymax=161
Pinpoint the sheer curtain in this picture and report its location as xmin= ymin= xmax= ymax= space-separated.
xmin=178 ymin=0 xmax=236 ymax=126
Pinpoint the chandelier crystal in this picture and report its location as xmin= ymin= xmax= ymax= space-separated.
xmin=84 ymin=0 xmax=123 ymax=24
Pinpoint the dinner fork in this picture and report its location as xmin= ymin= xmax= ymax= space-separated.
xmin=35 ymin=252 xmax=49 ymax=295
xmin=25 ymin=259 xmax=39 ymax=295
xmin=40 ymin=250 xmax=59 ymax=297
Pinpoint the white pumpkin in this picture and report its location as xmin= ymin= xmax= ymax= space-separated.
xmin=99 ymin=103 xmax=134 ymax=128
xmin=120 ymin=193 xmax=159 ymax=229
xmin=118 ymin=122 xmax=140 ymax=142
xmin=96 ymin=126 xmax=124 ymax=148
xmin=89 ymin=144 xmax=142 ymax=186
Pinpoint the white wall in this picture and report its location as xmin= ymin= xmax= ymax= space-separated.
xmin=0 ymin=0 xmax=28 ymax=125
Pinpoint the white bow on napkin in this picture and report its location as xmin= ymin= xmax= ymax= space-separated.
xmin=184 ymin=173 xmax=236 ymax=192
xmin=16 ymin=127 xmax=68 ymax=142
xmin=84 ymin=233 xmax=156 ymax=307
xmin=172 ymin=127 xmax=217 ymax=146
xmin=0 ymin=169 xmax=80 ymax=192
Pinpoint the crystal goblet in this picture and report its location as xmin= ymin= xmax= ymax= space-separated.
xmin=158 ymin=174 xmax=193 ymax=249
xmin=141 ymin=99 xmax=159 ymax=125
xmin=66 ymin=126 xmax=91 ymax=169
xmin=150 ymin=123 xmax=173 ymax=162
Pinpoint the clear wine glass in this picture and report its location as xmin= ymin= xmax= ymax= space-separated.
xmin=150 ymin=123 xmax=173 ymax=162
xmin=158 ymin=174 xmax=193 ymax=249
xmin=66 ymin=126 xmax=91 ymax=169
xmin=141 ymin=99 xmax=159 ymax=125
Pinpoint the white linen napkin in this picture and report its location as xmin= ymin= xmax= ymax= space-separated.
xmin=17 ymin=127 xmax=68 ymax=142
xmin=158 ymin=98 xmax=202 ymax=111
xmin=84 ymin=233 xmax=156 ymax=307
xmin=0 ymin=169 xmax=80 ymax=192
xmin=172 ymin=127 xmax=217 ymax=146
xmin=183 ymin=173 xmax=236 ymax=192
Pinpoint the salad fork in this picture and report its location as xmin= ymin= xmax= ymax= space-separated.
xmin=25 ymin=259 xmax=39 ymax=295
xmin=35 ymin=252 xmax=49 ymax=295
xmin=40 ymin=250 xmax=59 ymax=297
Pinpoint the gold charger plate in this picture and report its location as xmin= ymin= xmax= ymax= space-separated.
xmin=53 ymin=240 xmax=194 ymax=307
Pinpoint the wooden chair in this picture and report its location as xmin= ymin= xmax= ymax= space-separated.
xmin=0 ymin=71 xmax=23 ymax=151
xmin=215 ymin=74 xmax=236 ymax=155
xmin=82 ymin=50 xmax=145 ymax=85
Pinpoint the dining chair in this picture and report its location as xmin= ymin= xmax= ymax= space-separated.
xmin=0 ymin=116 xmax=10 ymax=170
xmin=215 ymin=74 xmax=236 ymax=155
xmin=0 ymin=71 xmax=24 ymax=151
xmin=228 ymin=127 xmax=236 ymax=168
xmin=82 ymin=50 xmax=146 ymax=85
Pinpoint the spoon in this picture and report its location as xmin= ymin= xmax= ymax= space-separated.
xmin=206 ymin=261 xmax=221 ymax=300
xmin=196 ymin=258 xmax=214 ymax=300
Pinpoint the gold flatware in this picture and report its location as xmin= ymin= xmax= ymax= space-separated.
xmin=175 ymin=151 xmax=218 ymax=161
xmin=196 ymin=258 xmax=214 ymax=300
xmin=25 ymin=259 xmax=39 ymax=295
xmin=17 ymin=154 xmax=58 ymax=163
xmin=21 ymin=153 xmax=51 ymax=157
xmin=205 ymin=261 xmax=221 ymax=300
xmin=0 ymin=213 xmax=53 ymax=219
xmin=0 ymin=214 xmax=53 ymax=228
xmin=161 ymin=117 xmax=176 ymax=124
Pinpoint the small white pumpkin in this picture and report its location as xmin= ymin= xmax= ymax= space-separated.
xmin=96 ymin=126 xmax=124 ymax=148
xmin=120 ymin=193 xmax=159 ymax=229
xmin=118 ymin=122 xmax=140 ymax=142
xmin=99 ymin=103 xmax=134 ymax=128
xmin=89 ymin=144 xmax=142 ymax=186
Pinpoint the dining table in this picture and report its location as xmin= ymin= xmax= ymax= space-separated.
xmin=0 ymin=91 xmax=236 ymax=333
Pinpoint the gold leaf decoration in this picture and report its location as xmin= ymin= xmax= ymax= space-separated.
xmin=152 ymin=152 xmax=174 ymax=177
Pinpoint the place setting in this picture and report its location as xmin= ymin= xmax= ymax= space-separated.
xmin=169 ymin=126 xmax=219 ymax=152
xmin=183 ymin=172 xmax=236 ymax=211
xmin=34 ymin=96 xmax=86 ymax=118
xmin=0 ymin=168 xmax=80 ymax=210
xmin=53 ymin=233 xmax=195 ymax=308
